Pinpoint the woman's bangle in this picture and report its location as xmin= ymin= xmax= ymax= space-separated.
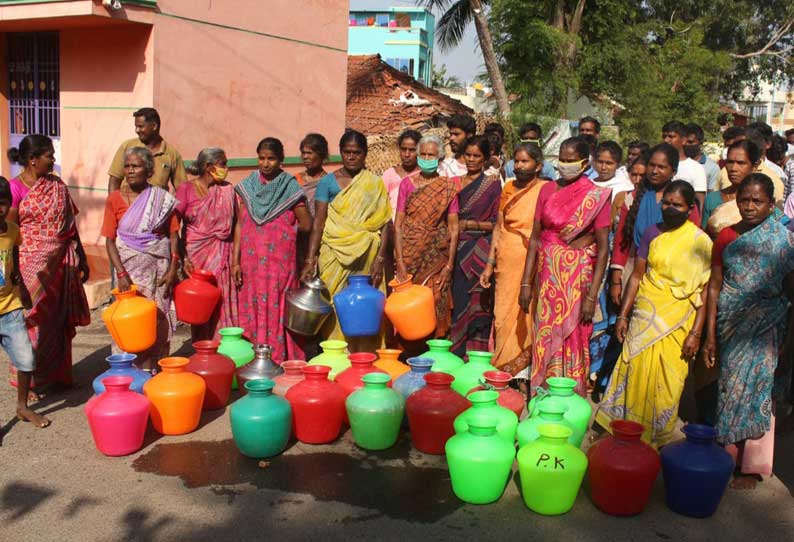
xmin=117 ymin=270 xmax=129 ymax=279
xmin=616 ymin=316 xmax=628 ymax=321
xmin=689 ymin=330 xmax=702 ymax=338
xmin=520 ymin=283 xmax=531 ymax=288
xmin=585 ymin=294 xmax=596 ymax=302
xmin=487 ymin=257 xmax=496 ymax=265
xmin=171 ymin=253 xmax=180 ymax=262
xmin=375 ymin=255 xmax=385 ymax=262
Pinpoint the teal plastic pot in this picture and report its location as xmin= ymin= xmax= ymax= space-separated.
xmin=230 ymin=379 xmax=292 ymax=457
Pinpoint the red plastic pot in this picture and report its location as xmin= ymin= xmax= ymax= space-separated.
xmin=174 ymin=269 xmax=221 ymax=325
xmin=186 ymin=340 xmax=236 ymax=410
xmin=469 ymin=370 xmax=524 ymax=418
xmin=406 ymin=372 xmax=471 ymax=454
xmin=587 ymin=420 xmax=661 ymax=516
xmin=285 ymin=365 xmax=346 ymax=444
xmin=336 ymin=352 xmax=390 ymax=398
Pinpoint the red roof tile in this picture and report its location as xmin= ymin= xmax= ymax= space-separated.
xmin=346 ymin=54 xmax=473 ymax=136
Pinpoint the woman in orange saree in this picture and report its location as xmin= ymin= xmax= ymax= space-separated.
xmin=481 ymin=143 xmax=548 ymax=376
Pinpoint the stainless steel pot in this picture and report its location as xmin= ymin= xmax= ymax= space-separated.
xmin=285 ymin=277 xmax=333 ymax=336
xmin=237 ymin=343 xmax=283 ymax=392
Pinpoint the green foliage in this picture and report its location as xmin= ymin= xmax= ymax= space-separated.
xmin=489 ymin=0 xmax=793 ymax=142
xmin=431 ymin=64 xmax=463 ymax=88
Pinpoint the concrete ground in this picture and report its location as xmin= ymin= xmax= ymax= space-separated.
xmin=1 ymin=312 xmax=793 ymax=542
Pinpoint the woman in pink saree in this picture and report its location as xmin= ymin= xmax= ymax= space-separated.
xmin=519 ymin=137 xmax=612 ymax=396
xmin=177 ymin=147 xmax=238 ymax=340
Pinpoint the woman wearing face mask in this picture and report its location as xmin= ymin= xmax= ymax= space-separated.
xmin=301 ymin=130 xmax=392 ymax=351
xmin=609 ymin=144 xmax=700 ymax=308
xmin=393 ymin=135 xmax=460 ymax=348
xmin=704 ymin=174 xmax=794 ymax=489
xmin=480 ymin=143 xmax=548 ymax=375
xmin=104 ymin=147 xmax=179 ymax=372
xmin=176 ymin=147 xmax=238 ymax=341
xmin=595 ymin=181 xmax=712 ymax=448
xmin=233 ymin=138 xmax=311 ymax=360
xmin=519 ymin=137 xmax=612 ymax=396
xmin=701 ymin=140 xmax=761 ymax=238
xmin=450 ymin=136 xmax=502 ymax=357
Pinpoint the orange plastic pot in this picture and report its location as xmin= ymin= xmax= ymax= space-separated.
xmin=384 ymin=275 xmax=436 ymax=340
xmin=102 ymin=286 xmax=157 ymax=353
xmin=143 ymin=357 xmax=206 ymax=435
xmin=375 ymin=349 xmax=410 ymax=381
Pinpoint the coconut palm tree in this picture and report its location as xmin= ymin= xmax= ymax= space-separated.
xmin=419 ymin=0 xmax=511 ymax=117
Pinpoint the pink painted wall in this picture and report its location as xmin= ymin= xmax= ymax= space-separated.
xmin=0 ymin=0 xmax=349 ymax=245
xmin=60 ymin=23 xmax=154 ymax=244
xmin=152 ymin=0 xmax=349 ymax=166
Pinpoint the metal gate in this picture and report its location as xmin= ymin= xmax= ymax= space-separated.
xmin=7 ymin=32 xmax=60 ymax=176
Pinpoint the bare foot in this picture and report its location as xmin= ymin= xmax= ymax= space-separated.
xmin=730 ymin=474 xmax=759 ymax=490
xmin=16 ymin=406 xmax=51 ymax=428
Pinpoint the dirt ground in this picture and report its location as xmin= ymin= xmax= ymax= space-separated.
xmin=1 ymin=313 xmax=793 ymax=542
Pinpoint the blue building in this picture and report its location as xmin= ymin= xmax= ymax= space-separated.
xmin=348 ymin=6 xmax=434 ymax=86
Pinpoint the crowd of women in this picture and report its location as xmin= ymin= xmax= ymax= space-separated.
xmin=6 ymin=112 xmax=794 ymax=489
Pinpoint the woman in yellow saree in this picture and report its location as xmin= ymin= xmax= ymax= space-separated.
xmin=480 ymin=143 xmax=548 ymax=376
xmin=301 ymin=130 xmax=392 ymax=351
xmin=596 ymin=181 xmax=712 ymax=448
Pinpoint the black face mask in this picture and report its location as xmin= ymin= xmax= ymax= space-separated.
xmin=514 ymin=169 xmax=537 ymax=182
xmin=683 ymin=144 xmax=700 ymax=159
xmin=662 ymin=206 xmax=689 ymax=228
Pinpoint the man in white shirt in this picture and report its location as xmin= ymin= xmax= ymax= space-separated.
xmin=662 ymin=120 xmax=706 ymax=209
xmin=685 ymin=123 xmax=720 ymax=192
xmin=438 ymin=114 xmax=476 ymax=178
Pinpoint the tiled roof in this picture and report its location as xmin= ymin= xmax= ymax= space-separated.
xmin=346 ymin=54 xmax=473 ymax=136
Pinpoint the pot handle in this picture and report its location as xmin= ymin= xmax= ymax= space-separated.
xmin=527 ymin=386 xmax=550 ymax=418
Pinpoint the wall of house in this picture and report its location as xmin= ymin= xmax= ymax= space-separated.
xmin=60 ymin=23 xmax=155 ymax=244
xmin=152 ymin=0 xmax=349 ymax=175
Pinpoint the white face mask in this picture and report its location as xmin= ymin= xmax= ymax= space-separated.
xmin=721 ymin=147 xmax=728 ymax=160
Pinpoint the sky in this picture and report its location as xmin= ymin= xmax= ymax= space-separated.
xmin=348 ymin=0 xmax=483 ymax=84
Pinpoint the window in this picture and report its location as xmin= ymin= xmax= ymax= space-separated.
xmin=419 ymin=60 xmax=426 ymax=81
xmin=386 ymin=58 xmax=415 ymax=76
xmin=376 ymin=14 xmax=389 ymax=27
xmin=747 ymin=105 xmax=768 ymax=122
xmin=356 ymin=15 xmax=368 ymax=26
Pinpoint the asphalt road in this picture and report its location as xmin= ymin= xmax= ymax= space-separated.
xmin=1 ymin=313 xmax=793 ymax=542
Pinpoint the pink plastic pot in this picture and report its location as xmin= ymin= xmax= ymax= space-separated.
xmin=85 ymin=376 xmax=150 ymax=456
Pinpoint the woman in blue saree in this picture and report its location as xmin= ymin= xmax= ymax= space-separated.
xmin=704 ymin=173 xmax=794 ymax=489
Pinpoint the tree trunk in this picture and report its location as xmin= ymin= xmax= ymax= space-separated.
xmin=470 ymin=0 xmax=511 ymax=118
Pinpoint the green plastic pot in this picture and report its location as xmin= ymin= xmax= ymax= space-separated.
xmin=217 ymin=327 xmax=255 ymax=390
xmin=517 ymin=399 xmax=577 ymax=448
xmin=528 ymin=377 xmax=591 ymax=447
xmin=230 ymin=379 xmax=292 ymax=458
xmin=307 ymin=339 xmax=350 ymax=381
xmin=423 ymin=339 xmax=464 ymax=374
xmin=454 ymin=390 xmax=518 ymax=443
xmin=517 ymin=424 xmax=587 ymax=515
xmin=450 ymin=351 xmax=497 ymax=396
xmin=445 ymin=414 xmax=515 ymax=504
xmin=346 ymin=372 xmax=404 ymax=450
